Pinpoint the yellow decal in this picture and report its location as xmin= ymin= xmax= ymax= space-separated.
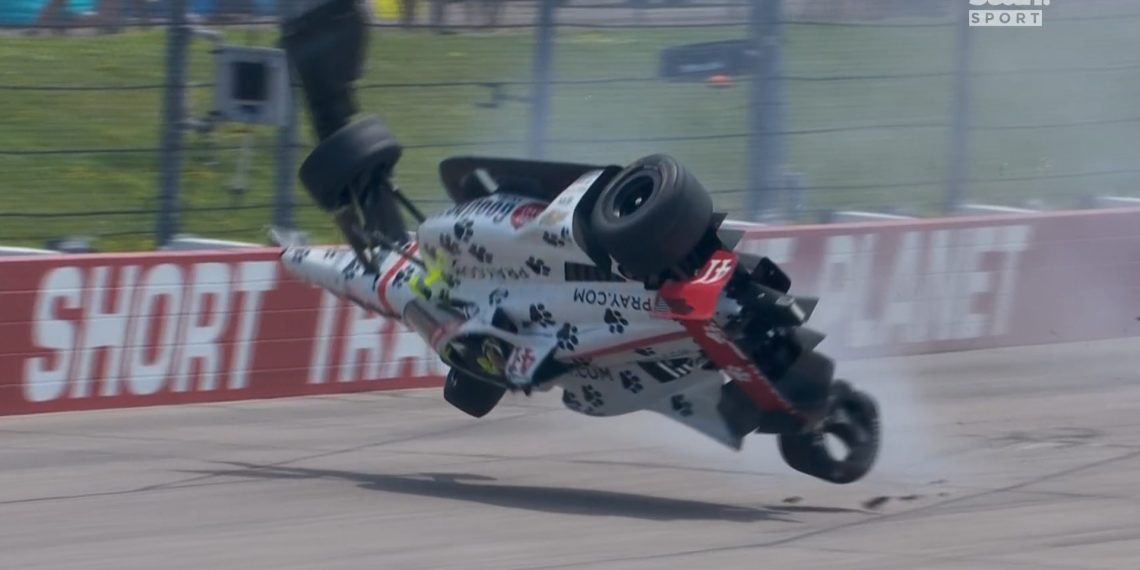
xmin=408 ymin=251 xmax=450 ymax=301
xmin=476 ymin=340 xmax=506 ymax=376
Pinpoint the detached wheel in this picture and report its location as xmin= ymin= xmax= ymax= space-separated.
xmin=777 ymin=381 xmax=881 ymax=484
xmin=299 ymin=114 xmax=403 ymax=212
xmin=443 ymin=369 xmax=507 ymax=418
xmin=590 ymin=154 xmax=713 ymax=280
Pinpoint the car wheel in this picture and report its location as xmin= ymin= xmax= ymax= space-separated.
xmin=589 ymin=154 xmax=714 ymax=281
xmin=298 ymin=114 xmax=403 ymax=212
xmin=772 ymin=349 xmax=833 ymax=418
xmin=776 ymin=380 xmax=881 ymax=484
xmin=443 ymin=369 xmax=507 ymax=418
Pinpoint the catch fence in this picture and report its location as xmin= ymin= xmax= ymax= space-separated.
xmin=1 ymin=0 xmax=1138 ymax=250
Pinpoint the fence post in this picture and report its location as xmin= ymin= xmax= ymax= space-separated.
xmin=155 ymin=0 xmax=189 ymax=247
xmin=945 ymin=5 xmax=973 ymax=212
xmin=745 ymin=0 xmax=786 ymax=221
xmin=529 ymin=0 xmax=557 ymax=159
xmin=274 ymin=6 xmax=299 ymax=230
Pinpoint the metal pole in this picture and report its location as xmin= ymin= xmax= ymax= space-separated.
xmin=156 ymin=0 xmax=189 ymax=247
xmin=273 ymin=75 xmax=299 ymax=230
xmin=745 ymin=0 xmax=785 ymax=221
xmin=274 ymin=4 xmax=299 ymax=230
xmin=945 ymin=5 xmax=973 ymax=213
xmin=529 ymin=0 xmax=556 ymax=159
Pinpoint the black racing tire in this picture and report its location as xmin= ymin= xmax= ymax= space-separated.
xmin=589 ymin=154 xmax=713 ymax=280
xmin=443 ymin=369 xmax=507 ymax=418
xmin=776 ymin=350 xmax=833 ymax=415
xmin=777 ymin=380 xmax=881 ymax=484
xmin=298 ymin=115 xmax=403 ymax=212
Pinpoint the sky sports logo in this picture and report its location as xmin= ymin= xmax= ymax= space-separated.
xmin=969 ymin=0 xmax=1049 ymax=27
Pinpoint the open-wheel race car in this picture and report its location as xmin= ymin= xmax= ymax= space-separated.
xmin=276 ymin=0 xmax=880 ymax=484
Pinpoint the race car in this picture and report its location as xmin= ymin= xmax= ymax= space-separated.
xmin=276 ymin=0 xmax=880 ymax=484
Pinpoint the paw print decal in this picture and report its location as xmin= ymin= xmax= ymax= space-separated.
xmin=289 ymin=248 xmax=310 ymax=264
xmin=556 ymin=323 xmax=580 ymax=351
xmin=542 ymin=227 xmax=571 ymax=247
xmin=454 ymin=219 xmax=474 ymax=242
xmin=562 ymin=390 xmax=582 ymax=411
xmin=671 ymin=394 xmax=694 ymax=417
xmin=341 ymin=259 xmax=361 ymax=279
xmin=468 ymin=244 xmax=493 ymax=263
xmin=488 ymin=288 xmax=509 ymax=306
xmin=582 ymin=384 xmax=605 ymax=408
xmin=390 ymin=268 xmax=412 ymax=289
xmin=634 ymin=347 xmax=656 ymax=357
xmin=439 ymin=234 xmax=461 ymax=256
xmin=525 ymin=256 xmax=551 ymax=276
xmin=604 ymin=309 xmax=628 ymax=334
xmin=527 ymin=303 xmax=555 ymax=328
xmin=619 ymin=371 xmax=643 ymax=394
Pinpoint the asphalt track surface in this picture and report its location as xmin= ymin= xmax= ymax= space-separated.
xmin=2 ymin=338 xmax=1139 ymax=570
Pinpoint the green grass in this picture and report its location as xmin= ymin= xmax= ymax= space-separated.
xmin=1 ymin=16 xmax=1138 ymax=250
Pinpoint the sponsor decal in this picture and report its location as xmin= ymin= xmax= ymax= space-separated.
xmin=5 ymin=209 xmax=1140 ymax=417
xmin=572 ymin=288 xmax=653 ymax=312
xmin=538 ymin=210 xmax=569 ymax=226
xmin=312 ymin=305 xmax=444 ymax=385
xmin=476 ymin=338 xmax=508 ymax=376
xmin=572 ymin=365 xmax=612 ymax=381
xmin=735 ymin=224 xmax=1035 ymax=348
xmin=636 ymin=358 xmax=696 ymax=384
xmin=453 ymin=265 xmax=532 ymax=280
xmin=15 ymin=260 xmax=446 ymax=406
xmin=507 ymin=346 xmax=537 ymax=379
xmin=22 ymin=262 xmax=278 ymax=402
xmin=441 ymin=196 xmax=524 ymax=224
xmin=555 ymin=170 xmax=605 ymax=206
xmin=692 ymin=258 xmax=735 ymax=285
xmin=678 ymin=318 xmax=794 ymax=414
xmin=510 ymin=202 xmax=546 ymax=229
xmin=655 ymin=250 xmax=738 ymax=321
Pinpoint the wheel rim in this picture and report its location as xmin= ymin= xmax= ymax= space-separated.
xmin=611 ymin=175 xmax=656 ymax=218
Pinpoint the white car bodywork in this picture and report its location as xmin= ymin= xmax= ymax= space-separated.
xmin=282 ymin=169 xmax=753 ymax=449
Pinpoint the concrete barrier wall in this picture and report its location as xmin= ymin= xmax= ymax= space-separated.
xmin=2 ymin=207 xmax=1138 ymax=415
xmin=736 ymin=208 xmax=1140 ymax=358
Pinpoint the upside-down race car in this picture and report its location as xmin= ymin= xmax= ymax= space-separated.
xmin=275 ymin=0 xmax=880 ymax=484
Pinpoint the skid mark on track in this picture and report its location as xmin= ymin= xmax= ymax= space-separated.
xmin=516 ymin=449 xmax=1140 ymax=570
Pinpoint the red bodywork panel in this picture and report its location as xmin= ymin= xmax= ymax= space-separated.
xmin=653 ymin=250 xmax=737 ymax=322
xmin=655 ymin=250 xmax=802 ymax=419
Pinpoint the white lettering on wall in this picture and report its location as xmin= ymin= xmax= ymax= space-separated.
xmin=23 ymin=261 xmax=278 ymax=402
